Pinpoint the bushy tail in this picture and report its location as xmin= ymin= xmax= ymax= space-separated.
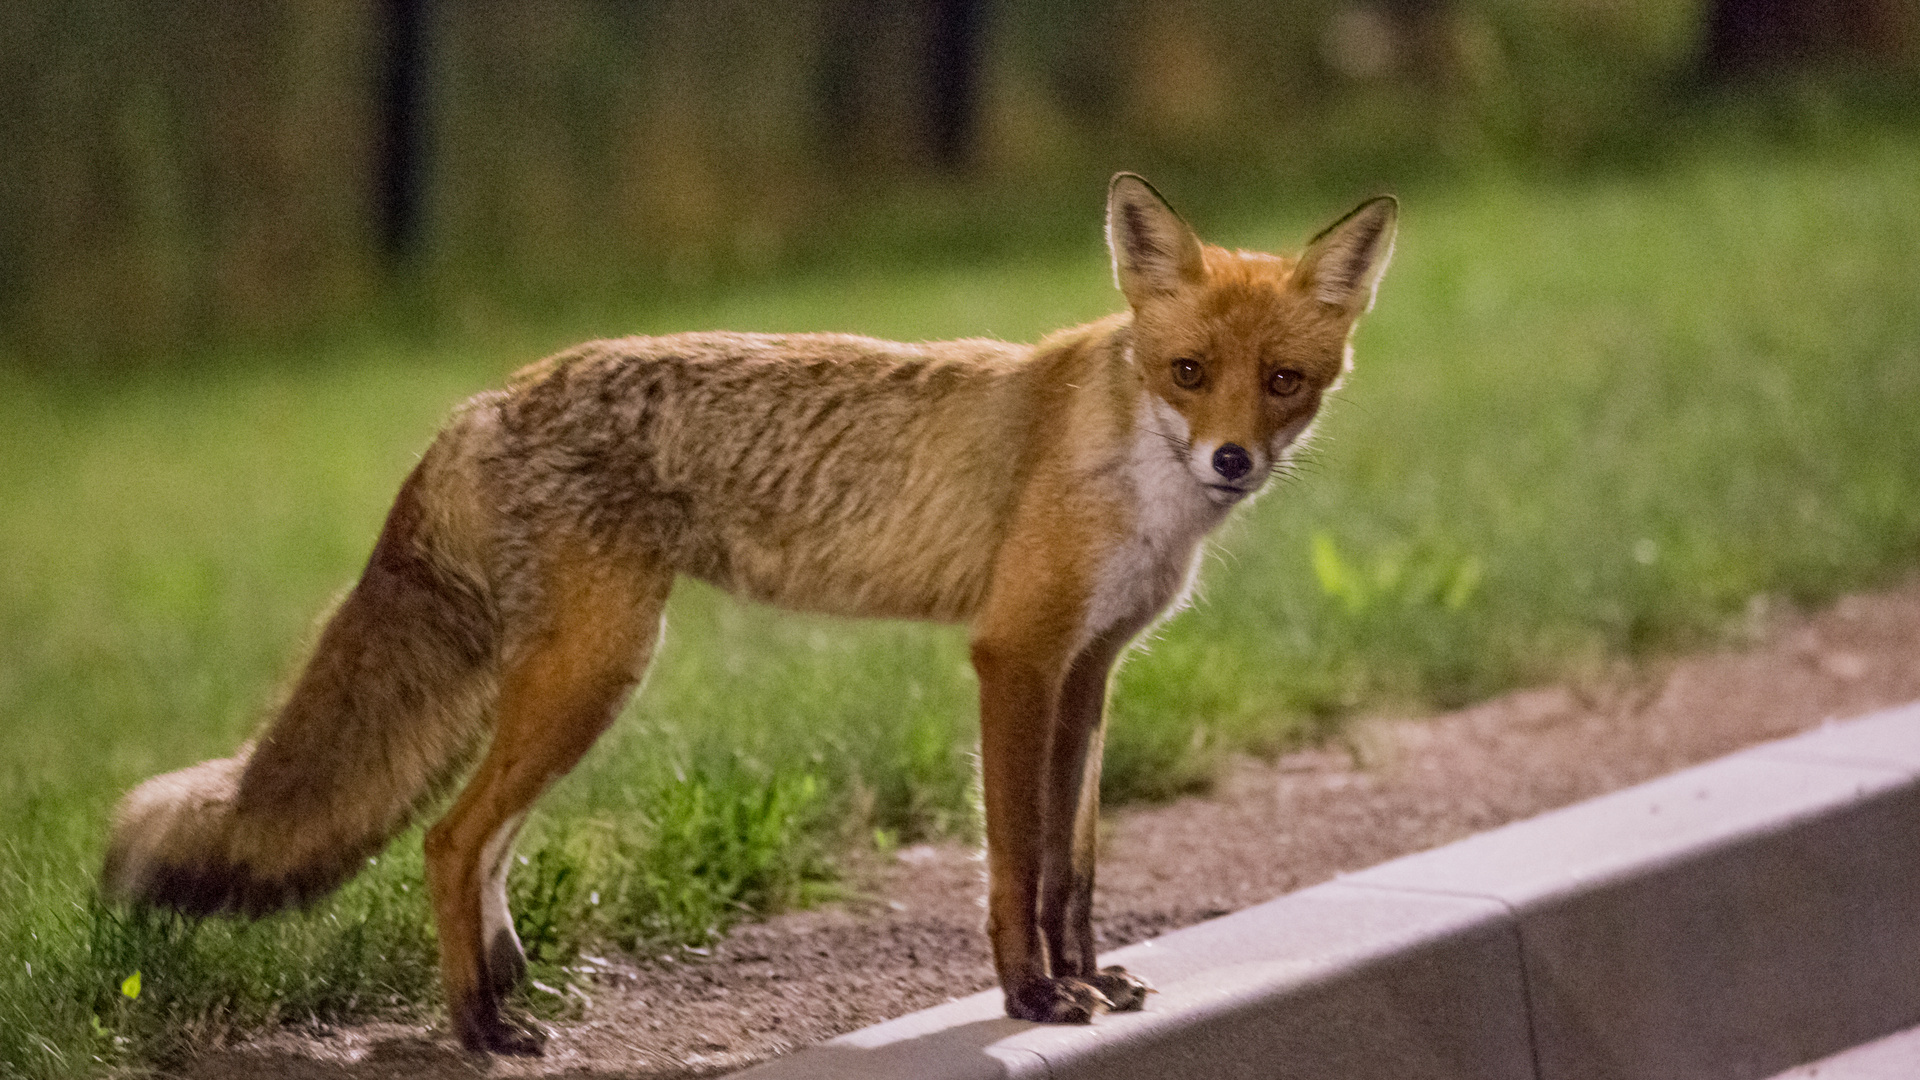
xmin=103 ymin=458 xmax=501 ymax=917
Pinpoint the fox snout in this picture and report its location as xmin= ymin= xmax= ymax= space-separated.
xmin=1211 ymin=444 xmax=1253 ymax=481
xmin=1201 ymin=441 xmax=1261 ymax=505
xmin=1185 ymin=436 xmax=1268 ymax=506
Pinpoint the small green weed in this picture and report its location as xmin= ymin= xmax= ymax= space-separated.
xmin=511 ymin=763 xmax=833 ymax=964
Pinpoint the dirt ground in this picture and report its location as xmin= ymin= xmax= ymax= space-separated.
xmin=188 ymin=577 xmax=1920 ymax=1079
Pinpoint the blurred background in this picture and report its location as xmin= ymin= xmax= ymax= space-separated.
xmin=3 ymin=0 xmax=1915 ymax=366
xmin=4 ymin=5 xmax=1920 ymax=1072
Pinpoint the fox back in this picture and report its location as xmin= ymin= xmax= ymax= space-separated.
xmin=465 ymin=331 xmax=1041 ymax=623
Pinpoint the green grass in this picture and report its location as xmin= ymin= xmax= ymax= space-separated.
xmin=6 ymin=130 xmax=1920 ymax=1074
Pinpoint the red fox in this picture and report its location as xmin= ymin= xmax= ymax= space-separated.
xmin=103 ymin=175 xmax=1396 ymax=1053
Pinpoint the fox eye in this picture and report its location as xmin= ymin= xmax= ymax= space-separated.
xmin=1171 ymin=357 xmax=1205 ymax=389
xmin=1268 ymin=368 xmax=1306 ymax=397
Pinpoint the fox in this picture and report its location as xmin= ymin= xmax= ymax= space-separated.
xmin=102 ymin=174 xmax=1396 ymax=1054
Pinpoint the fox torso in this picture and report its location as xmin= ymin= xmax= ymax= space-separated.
xmin=476 ymin=330 xmax=1033 ymax=621
xmin=452 ymin=317 xmax=1225 ymax=631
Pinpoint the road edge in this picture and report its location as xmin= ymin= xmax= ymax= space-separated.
xmin=733 ymin=701 xmax=1920 ymax=1079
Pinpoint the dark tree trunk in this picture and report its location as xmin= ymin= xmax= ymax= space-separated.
xmin=924 ymin=0 xmax=984 ymax=170
xmin=817 ymin=0 xmax=879 ymax=152
xmin=375 ymin=0 xmax=428 ymax=265
xmin=1378 ymin=0 xmax=1462 ymax=89
xmin=817 ymin=0 xmax=985 ymax=175
xmin=1700 ymin=0 xmax=1915 ymax=80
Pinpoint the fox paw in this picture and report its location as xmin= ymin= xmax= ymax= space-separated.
xmin=453 ymin=995 xmax=548 ymax=1056
xmin=472 ymin=1016 xmax=547 ymax=1057
xmin=485 ymin=1022 xmax=547 ymax=1057
xmin=1088 ymin=965 xmax=1153 ymax=1012
xmin=1005 ymin=976 xmax=1111 ymax=1024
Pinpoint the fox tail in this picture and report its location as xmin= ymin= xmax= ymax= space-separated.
xmin=103 ymin=448 xmax=500 ymax=917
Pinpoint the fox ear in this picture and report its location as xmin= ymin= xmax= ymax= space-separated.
xmin=1294 ymin=196 xmax=1398 ymax=316
xmin=1108 ymin=173 xmax=1205 ymax=306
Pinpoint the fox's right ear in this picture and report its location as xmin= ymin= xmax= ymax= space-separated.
xmin=1108 ymin=173 xmax=1205 ymax=307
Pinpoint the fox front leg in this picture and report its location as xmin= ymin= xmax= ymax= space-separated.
xmin=973 ymin=635 xmax=1111 ymax=1023
xmin=1036 ymin=628 xmax=1152 ymax=1013
xmin=970 ymin=513 xmax=1128 ymax=1024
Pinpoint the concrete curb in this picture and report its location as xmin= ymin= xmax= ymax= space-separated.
xmin=733 ymin=702 xmax=1920 ymax=1080
xmin=1765 ymin=1024 xmax=1920 ymax=1079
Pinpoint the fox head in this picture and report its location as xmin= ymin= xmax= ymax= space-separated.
xmin=1107 ymin=174 xmax=1396 ymax=507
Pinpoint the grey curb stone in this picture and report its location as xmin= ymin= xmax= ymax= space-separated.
xmin=1764 ymin=1024 xmax=1920 ymax=1079
xmin=734 ymin=885 xmax=1532 ymax=1080
xmin=1350 ymin=741 xmax=1920 ymax=1078
xmin=998 ymin=884 xmax=1533 ymax=1079
xmin=733 ymin=702 xmax=1920 ymax=1080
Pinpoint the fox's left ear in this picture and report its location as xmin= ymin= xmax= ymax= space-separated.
xmin=1294 ymin=196 xmax=1398 ymax=316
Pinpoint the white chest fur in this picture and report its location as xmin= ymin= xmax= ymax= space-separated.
xmin=1080 ymin=394 xmax=1232 ymax=644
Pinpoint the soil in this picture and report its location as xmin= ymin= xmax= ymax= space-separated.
xmin=187 ymin=577 xmax=1920 ymax=1079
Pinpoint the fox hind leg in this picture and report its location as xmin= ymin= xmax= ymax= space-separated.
xmin=425 ymin=544 xmax=672 ymax=1055
xmin=480 ymin=811 xmax=529 ymax=999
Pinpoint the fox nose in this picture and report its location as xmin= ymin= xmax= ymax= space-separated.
xmin=1212 ymin=443 xmax=1253 ymax=482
